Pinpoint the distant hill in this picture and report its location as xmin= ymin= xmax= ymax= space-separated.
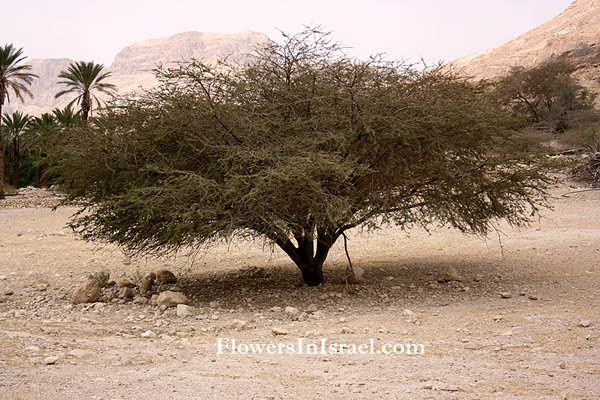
xmin=7 ymin=31 xmax=270 ymax=116
xmin=452 ymin=0 xmax=600 ymax=106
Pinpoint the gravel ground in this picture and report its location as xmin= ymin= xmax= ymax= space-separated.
xmin=0 ymin=180 xmax=599 ymax=399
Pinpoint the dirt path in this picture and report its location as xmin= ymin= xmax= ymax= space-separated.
xmin=0 ymin=182 xmax=598 ymax=399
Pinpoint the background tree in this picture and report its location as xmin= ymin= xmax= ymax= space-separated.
xmin=50 ymin=30 xmax=553 ymax=286
xmin=55 ymin=61 xmax=116 ymax=127
xmin=26 ymin=112 xmax=58 ymax=187
xmin=1 ymin=110 xmax=31 ymax=187
xmin=0 ymin=44 xmax=37 ymax=198
xmin=493 ymin=58 xmax=593 ymax=133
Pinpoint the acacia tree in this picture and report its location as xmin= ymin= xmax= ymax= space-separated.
xmin=51 ymin=30 xmax=553 ymax=285
xmin=493 ymin=58 xmax=593 ymax=133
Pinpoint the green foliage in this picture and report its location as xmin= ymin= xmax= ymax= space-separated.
xmin=493 ymin=58 xmax=594 ymax=133
xmin=1 ymin=111 xmax=31 ymax=187
xmin=87 ymin=271 xmax=111 ymax=288
xmin=50 ymin=29 xmax=555 ymax=285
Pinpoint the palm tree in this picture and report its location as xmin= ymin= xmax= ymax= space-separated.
xmin=55 ymin=61 xmax=116 ymax=128
xmin=0 ymin=44 xmax=37 ymax=198
xmin=1 ymin=111 xmax=31 ymax=187
xmin=52 ymin=105 xmax=82 ymax=128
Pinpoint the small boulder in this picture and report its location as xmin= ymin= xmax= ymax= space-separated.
xmin=347 ymin=267 xmax=365 ymax=284
xmin=119 ymin=287 xmax=135 ymax=299
xmin=284 ymin=306 xmax=300 ymax=316
xmin=140 ymin=275 xmax=155 ymax=294
xmin=176 ymin=304 xmax=195 ymax=317
xmin=157 ymin=290 xmax=188 ymax=307
xmin=436 ymin=266 xmax=463 ymax=283
xmin=3 ymin=289 xmax=14 ymax=296
xmin=270 ymin=306 xmax=282 ymax=312
xmin=271 ymin=327 xmax=289 ymax=336
xmin=43 ymin=356 xmax=58 ymax=365
xmin=579 ymin=320 xmax=592 ymax=328
xmin=305 ymin=304 xmax=318 ymax=314
xmin=500 ymin=292 xmax=512 ymax=299
xmin=72 ymin=280 xmax=101 ymax=305
xmin=117 ymin=279 xmax=135 ymax=288
xmin=230 ymin=319 xmax=248 ymax=330
xmin=141 ymin=330 xmax=157 ymax=338
xmin=155 ymin=270 xmax=177 ymax=284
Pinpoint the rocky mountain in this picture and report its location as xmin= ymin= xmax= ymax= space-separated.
xmin=6 ymin=31 xmax=270 ymax=116
xmin=453 ymin=0 xmax=600 ymax=105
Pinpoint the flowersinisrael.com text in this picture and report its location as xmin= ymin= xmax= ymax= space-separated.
xmin=216 ymin=338 xmax=425 ymax=356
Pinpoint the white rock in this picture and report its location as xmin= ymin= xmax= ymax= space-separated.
xmin=176 ymin=304 xmax=195 ymax=317
xmin=141 ymin=330 xmax=157 ymax=338
xmin=43 ymin=356 xmax=58 ymax=365
xmin=25 ymin=346 xmax=41 ymax=352
xmin=284 ymin=306 xmax=300 ymax=315
xmin=230 ymin=319 xmax=248 ymax=330
xmin=157 ymin=291 xmax=188 ymax=307
xmin=402 ymin=309 xmax=415 ymax=316
xmin=500 ymin=292 xmax=512 ymax=299
xmin=270 ymin=306 xmax=282 ymax=312
xmin=271 ymin=327 xmax=289 ymax=336
xmin=579 ymin=320 xmax=592 ymax=328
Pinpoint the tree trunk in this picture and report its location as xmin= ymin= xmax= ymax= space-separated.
xmin=275 ymin=231 xmax=335 ymax=286
xmin=12 ymin=138 xmax=19 ymax=188
xmin=0 ymin=101 xmax=4 ymax=199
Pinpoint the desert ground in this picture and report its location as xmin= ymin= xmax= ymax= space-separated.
xmin=0 ymin=179 xmax=598 ymax=400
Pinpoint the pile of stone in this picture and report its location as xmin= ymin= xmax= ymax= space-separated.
xmin=0 ymin=186 xmax=63 ymax=208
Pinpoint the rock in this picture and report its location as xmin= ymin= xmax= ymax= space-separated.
xmin=579 ymin=320 xmax=592 ymax=328
xmin=117 ymin=279 xmax=135 ymax=288
xmin=341 ymin=327 xmax=355 ymax=334
xmin=3 ymin=289 xmax=14 ymax=296
xmin=436 ymin=266 xmax=463 ymax=282
xmin=133 ymin=296 xmax=148 ymax=304
xmin=500 ymin=292 xmax=512 ymax=299
xmin=230 ymin=319 xmax=247 ymax=330
xmin=347 ymin=267 xmax=365 ymax=284
xmin=0 ymin=275 xmax=6 ymax=280
xmin=209 ymin=301 xmax=220 ymax=308
xmin=36 ymin=283 xmax=48 ymax=291
xmin=141 ymin=330 xmax=157 ymax=338
xmin=284 ymin=306 xmax=300 ymax=316
xmin=68 ymin=349 xmax=88 ymax=359
xmin=271 ymin=327 xmax=289 ymax=336
xmin=157 ymin=291 xmax=188 ymax=307
xmin=402 ymin=309 xmax=415 ymax=316
xmin=305 ymin=304 xmax=318 ymax=314
xmin=140 ymin=276 xmax=154 ymax=294
xmin=25 ymin=346 xmax=41 ymax=352
xmin=473 ymin=274 xmax=484 ymax=282
xmin=528 ymin=294 xmax=539 ymax=300
xmin=43 ymin=356 xmax=58 ymax=365
xmin=119 ymin=287 xmax=135 ymax=299
xmin=155 ymin=270 xmax=177 ymax=284
xmin=150 ymin=294 xmax=159 ymax=306
xmin=176 ymin=304 xmax=195 ymax=317
xmin=270 ymin=306 xmax=282 ymax=312
xmin=72 ymin=280 xmax=101 ymax=304
xmin=559 ymin=362 xmax=566 ymax=369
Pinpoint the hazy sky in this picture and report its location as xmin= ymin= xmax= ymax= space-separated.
xmin=3 ymin=0 xmax=572 ymax=66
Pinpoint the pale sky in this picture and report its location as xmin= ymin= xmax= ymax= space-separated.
xmin=2 ymin=0 xmax=572 ymax=66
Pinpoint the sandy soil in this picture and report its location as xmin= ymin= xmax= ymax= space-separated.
xmin=0 ymin=181 xmax=598 ymax=400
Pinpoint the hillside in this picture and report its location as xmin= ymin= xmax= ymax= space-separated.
xmin=453 ymin=0 xmax=600 ymax=104
xmin=6 ymin=31 xmax=270 ymax=116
